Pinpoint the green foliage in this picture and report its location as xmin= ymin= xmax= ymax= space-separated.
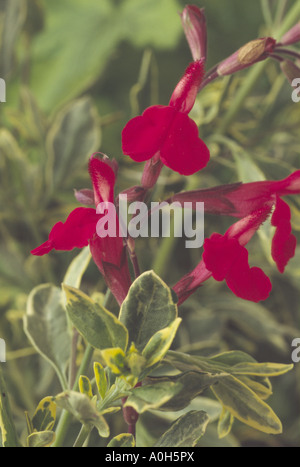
xmin=154 ymin=410 xmax=209 ymax=447
xmin=0 ymin=0 xmax=299 ymax=449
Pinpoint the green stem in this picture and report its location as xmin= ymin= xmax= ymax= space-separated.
xmin=73 ymin=424 xmax=92 ymax=448
xmin=218 ymin=0 xmax=300 ymax=135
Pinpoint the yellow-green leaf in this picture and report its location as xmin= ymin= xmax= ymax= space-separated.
xmin=32 ymin=397 xmax=56 ymax=432
xmin=101 ymin=348 xmax=126 ymax=375
xmin=218 ymin=407 xmax=235 ymax=439
xmin=212 ymin=375 xmax=282 ymax=434
xmin=142 ymin=318 xmax=181 ymax=368
xmin=63 ymin=285 xmax=128 ymax=351
xmin=79 ymin=376 xmax=93 ymax=399
xmin=94 ymin=362 xmax=107 ymax=399
xmin=107 ymin=433 xmax=135 ymax=448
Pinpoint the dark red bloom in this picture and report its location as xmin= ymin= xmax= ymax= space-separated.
xmin=173 ymin=171 xmax=300 ymax=304
xmin=173 ymin=208 xmax=273 ymax=303
xmin=122 ymin=59 xmax=210 ymax=176
xmin=31 ymin=156 xmax=132 ymax=305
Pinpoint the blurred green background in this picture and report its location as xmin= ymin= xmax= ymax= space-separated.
xmin=0 ymin=0 xmax=299 ymax=447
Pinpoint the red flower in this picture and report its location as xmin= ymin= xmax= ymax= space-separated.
xmin=173 ymin=171 xmax=300 ymax=304
xmin=121 ymin=59 xmax=210 ymax=176
xmin=31 ymin=156 xmax=132 ymax=305
xmin=173 ymin=208 xmax=272 ymax=304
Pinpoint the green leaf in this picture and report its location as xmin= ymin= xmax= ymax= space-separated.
xmin=124 ymin=381 xmax=182 ymax=414
xmin=63 ymin=285 xmax=128 ymax=351
xmin=238 ymin=376 xmax=272 ymax=400
xmin=212 ymin=375 xmax=283 ymax=434
xmin=217 ymin=408 xmax=235 ymax=439
xmin=229 ymin=362 xmax=294 ymax=377
xmin=119 ymin=271 xmax=178 ymax=352
xmin=155 ymin=411 xmax=209 ymax=447
xmin=142 ymin=318 xmax=182 ymax=368
xmin=46 ymin=97 xmax=101 ymax=189
xmin=29 ymin=0 xmax=182 ymax=112
xmin=144 ymin=371 xmax=224 ymax=412
xmin=79 ymin=376 xmax=93 ymax=399
xmin=0 ymin=0 xmax=27 ymax=78
xmin=94 ymin=362 xmax=107 ymax=400
xmin=24 ymin=284 xmax=71 ymax=390
xmin=32 ymin=397 xmax=56 ymax=432
xmin=101 ymin=348 xmax=127 ymax=376
xmin=63 ymin=247 xmax=91 ymax=290
xmin=27 ymin=431 xmax=56 ymax=448
xmin=107 ymin=433 xmax=135 ymax=448
xmin=54 ymin=390 xmax=110 ymax=438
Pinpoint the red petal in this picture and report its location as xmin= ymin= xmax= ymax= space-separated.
xmin=203 ymin=233 xmax=272 ymax=302
xmin=160 ymin=111 xmax=210 ymax=175
xmin=271 ymin=197 xmax=297 ymax=273
xmin=225 ymin=247 xmax=272 ymax=302
xmin=89 ymin=156 xmax=116 ymax=206
xmin=122 ymin=105 xmax=176 ymax=162
xmin=169 ymin=59 xmax=205 ymax=113
xmin=31 ymin=207 xmax=98 ymax=256
xmin=202 ymin=234 xmax=242 ymax=281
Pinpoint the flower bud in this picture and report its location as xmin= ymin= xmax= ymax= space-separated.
xmin=217 ymin=37 xmax=276 ymax=76
xmin=180 ymin=5 xmax=207 ymax=61
xmin=280 ymin=59 xmax=300 ymax=84
xmin=280 ymin=22 xmax=300 ymax=46
xmin=141 ymin=153 xmax=163 ymax=190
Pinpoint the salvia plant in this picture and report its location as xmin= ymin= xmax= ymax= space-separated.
xmin=1 ymin=0 xmax=300 ymax=448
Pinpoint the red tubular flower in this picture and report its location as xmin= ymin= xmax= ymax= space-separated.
xmin=172 ymin=171 xmax=300 ymax=304
xmin=31 ymin=156 xmax=132 ymax=306
xmin=121 ymin=59 xmax=210 ymax=177
xmin=173 ymin=208 xmax=273 ymax=304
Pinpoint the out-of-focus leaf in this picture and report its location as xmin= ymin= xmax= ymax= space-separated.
xmin=119 ymin=271 xmax=178 ymax=352
xmin=154 ymin=410 xmax=209 ymax=447
xmin=27 ymin=430 xmax=56 ymax=448
xmin=0 ymin=0 xmax=27 ymax=78
xmin=63 ymin=247 xmax=91 ymax=290
xmin=54 ymin=390 xmax=109 ymax=438
xmin=46 ymin=97 xmax=101 ymax=189
xmin=29 ymin=0 xmax=181 ymax=112
xmin=24 ymin=284 xmax=71 ymax=390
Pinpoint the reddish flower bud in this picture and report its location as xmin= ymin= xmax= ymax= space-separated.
xmin=280 ymin=22 xmax=300 ymax=46
xmin=280 ymin=59 xmax=300 ymax=84
xmin=180 ymin=5 xmax=207 ymax=61
xmin=217 ymin=37 xmax=276 ymax=76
